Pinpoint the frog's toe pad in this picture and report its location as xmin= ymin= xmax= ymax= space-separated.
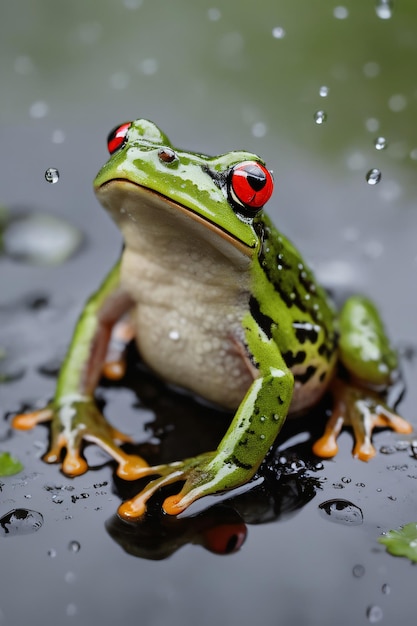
xmin=312 ymin=434 xmax=339 ymax=459
xmin=12 ymin=409 xmax=53 ymax=430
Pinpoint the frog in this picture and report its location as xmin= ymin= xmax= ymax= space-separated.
xmin=13 ymin=118 xmax=412 ymax=519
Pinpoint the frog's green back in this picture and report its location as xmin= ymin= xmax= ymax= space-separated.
xmin=250 ymin=213 xmax=337 ymax=368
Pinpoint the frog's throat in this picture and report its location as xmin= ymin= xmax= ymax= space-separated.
xmin=96 ymin=179 xmax=255 ymax=259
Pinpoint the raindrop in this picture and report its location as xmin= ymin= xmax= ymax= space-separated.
xmin=0 ymin=508 xmax=44 ymax=536
xmin=66 ymin=603 xmax=78 ymax=617
xmin=252 ymin=122 xmax=267 ymax=137
xmin=123 ymin=0 xmax=143 ymax=8
xmin=109 ymin=71 xmax=130 ymax=90
xmin=47 ymin=548 xmax=57 ymax=558
xmin=363 ymin=61 xmax=380 ymax=78
xmin=333 ymin=6 xmax=349 ymax=19
xmin=381 ymin=583 xmax=390 ymax=595
xmin=68 ymin=540 xmax=81 ymax=553
xmin=366 ymin=605 xmax=383 ymax=623
xmin=45 ymin=167 xmax=59 ymax=184
xmin=341 ymin=476 xmax=351 ymax=484
xmin=319 ymin=85 xmax=329 ymax=97
xmin=139 ymin=58 xmax=158 ymax=75
xmin=375 ymin=0 xmax=392 ymax=19
xmin=3 ymin=213 xmax=82 ymax=265
xmin=353 ymin=564 xmax=365 ymax=578
xmin=29 ymin=100 xmax=49 ymax=119
xmin=208 ymin=7 xmax=221 ymax=21
xmin=314 ymin=110 xmax=327 ymax=125
xmin=52 ymin=129 xmax=65 ymax=144
xmin=366 ymin=168 xmax=382 ymax=185
xmin=379 ymin=444 xmax=396 ymax=455
xmin=365 ymin=117 xmax=380 ymax=132
xmin=374 ymin=136 xmax=387 ymax=150
xmin=272 ymin=26 xmax=286 ymax=39
xmin=14 ymin=55 xmax=35 ymax=75
xmin=318 ymin=499 xmax=363 ymax=525
xmin=388 ymin=93 xmax=407 ymax=112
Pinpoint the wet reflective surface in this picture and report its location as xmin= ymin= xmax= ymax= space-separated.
xmin=1 ymin=1 xmax=417 ymax=625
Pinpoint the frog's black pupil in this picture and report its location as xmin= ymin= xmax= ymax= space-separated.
xmin=245 ymin=165 xmax=267 ymax=191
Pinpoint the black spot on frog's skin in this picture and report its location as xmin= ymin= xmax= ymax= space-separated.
xmin=319 ymin=371 xmax=327 ymax=382
xmin=293 ymin=321 xmax=319 ymax=345
xmin=249 ymin=296 xmax=274 ymax=340
xmin=282 ymin=350 xmax=307 ymax=368
xmin=294 ymin=365 xmax=317 ymax=384
xmin=228 ymin=455 xmax=253 ymax=471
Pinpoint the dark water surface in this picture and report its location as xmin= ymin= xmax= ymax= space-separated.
xmin=1 ymin=2 xmax=417 ymax=625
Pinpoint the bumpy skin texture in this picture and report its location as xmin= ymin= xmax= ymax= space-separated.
xmin=13 ymin=119 xmax=412 ymax=518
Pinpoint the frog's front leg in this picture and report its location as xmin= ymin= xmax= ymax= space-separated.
xmin=118 ymin=315 xmax=294 ymax=519
xmin=313 ymin=296 xmax=412 ymax=461
xmin=12 ymin=261 xmax=149 ymax=477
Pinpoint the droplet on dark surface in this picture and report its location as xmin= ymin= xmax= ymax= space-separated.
xmin=318 ymin=499 xmax=363 ymax=525
xmin=0 ymin=508 xmax=44 ymax=536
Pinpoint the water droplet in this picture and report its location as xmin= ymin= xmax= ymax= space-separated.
xmin=109 ymin=71 xmax=130 ymax=90
xmin=123 ymin=0 xmax=143 ymax=8
xmin=356 ymin=482 xmax=366 ymax=488
xmin=47 ymin=548 xmax=57 ymax=558
xmin=68 ymin=540 xmax=81 ymax=553
xmin=252 ymin=122 xmax=267 ymax=138
xmin=319 ymin=85 xmax=329 ymax=97
xmin=341 ymin=476 xmax=351 ymax=484
xmin=333 ymin=6 xmax=349 ymax=19
xmin=380 ymin=444 xmax=396 ymax=455
xmin=365 ymin=117 xmax=380 ymax=132
xmin=14 ymin=55 xmax=35 ymax=75
xmin=208 ymin=7 xmax=221 ymax=21
xmin=375 ymin=0 xmax=392 ymax=19
xmin=366 ymin=168 xmax=382 ymax=185
xmin=272 ymin=26 xmax=285 ymax=39
xmin=139 ymin=58 xmax=158 ymax=75
xmin=410 ymin=148 xmax=417 ymax=160
xmin=374 ymin=136 xmax=387 ymax=150
xmin=169 ymin=329 xmax=180 ymax=341
xmin=363 ymin=61 xmax=380 ymax=78
xmin=366 ymin=605 xmax=383 ymax=623
xmin=381 ymin=583 xmax=390 ymax=595
xmin=66 ymin=603 xmax=78 ymax=617
xmin=3 ymin=213 xmax=82 ymax=265
xmin=52 ymin=129 xmax=66 ymax=144
xmin=318 ymin=499 xmax=363 ymax=525
xmin=45 ymin=167 xmax=59 ymax=184
xmin=29 ymin=100 xmax=49 ymax=119
xmin=388 ymin=93 xmax=407 ymax=112
xmin=353 ymin=564 xmax=365 ymax=578
xmin=0 ymin=508 xmax=44 ymax=536
xmin=314 ymin=110 xmax=327 ymax=124
xmin=65 ymin=571 xmax=76 ymax=584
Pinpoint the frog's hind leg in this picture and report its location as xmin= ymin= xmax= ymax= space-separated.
xmin=313 ymin=379 xmax=413 ymax=461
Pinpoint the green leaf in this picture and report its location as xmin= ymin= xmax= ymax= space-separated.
xmin=379 ymin=523 xmax=417 ymax=562
xmin=0 ymin=452 xmax=24 ymax=476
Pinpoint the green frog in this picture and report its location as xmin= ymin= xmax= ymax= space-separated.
xmin=13 ymin=119 xmax=412 ymax=519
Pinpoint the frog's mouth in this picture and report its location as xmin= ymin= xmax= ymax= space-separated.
xmin=96 ymin=179 xmax=256 ymax=263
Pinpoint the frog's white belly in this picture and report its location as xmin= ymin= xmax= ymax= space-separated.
xmin=121 ymin=246 xmax=255 ymax=410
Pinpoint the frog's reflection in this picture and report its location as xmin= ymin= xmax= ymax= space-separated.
xmin=104 ymin=353 xmax=323 ymax=559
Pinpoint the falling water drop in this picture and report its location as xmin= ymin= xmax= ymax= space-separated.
xmin=45 ymin=167 xmax=60 ymax=184
xmin=366 ymin=168 xmax=382 ymax=185
xmin=314 ymin=110 xmax=327 ymax=125
xmin=374 ymin=137 xmax=387 ymax=150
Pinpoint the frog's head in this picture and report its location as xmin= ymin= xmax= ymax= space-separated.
xmin=94 ymin=119 xmax=274 ymax=262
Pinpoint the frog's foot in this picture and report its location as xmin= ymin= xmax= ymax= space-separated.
xmin=12 ymin=399 xmax=149 ymax=478
xmin=312 ymin=380 xmax=413 ymax=461
xmin=117 ymin=452 xmax=220 ymax=520
xmin=102 ymin=319 xmax=136 ymax=381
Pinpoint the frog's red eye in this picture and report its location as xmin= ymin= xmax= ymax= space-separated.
xmin=107 ymin=122 xmax=131 ymax=155
xmin=229 ymin=161 xmax=274 ymax=212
